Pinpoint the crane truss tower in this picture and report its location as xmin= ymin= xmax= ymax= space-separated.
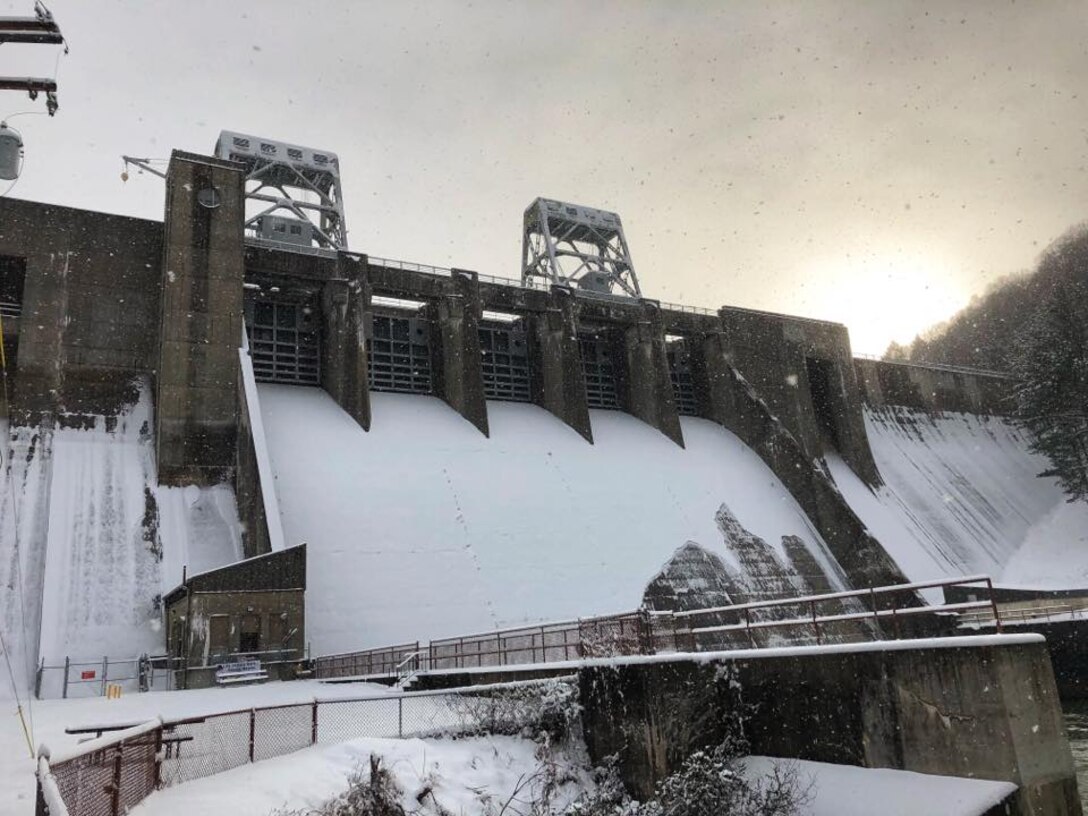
xmin=521 ymin=197 xmax=641 ymax=298
xmin=214 ymin=130 xmax=347 ymax=253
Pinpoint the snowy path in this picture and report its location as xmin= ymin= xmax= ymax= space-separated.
xmin=259 ymin=386 xmax=851 ymax=654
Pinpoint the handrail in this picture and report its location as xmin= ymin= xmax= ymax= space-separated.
xmin=853 ymin=353 xmax=1015 ymax=380
xmin=315 ymin=575 xmax=1003 ymax=678
xmin=672 ymin=574 xmax=993 ymax=618
xmin=367 ymin=255 xmax=452 ymax=277
xmin=658 ymin=300 xmax=717 ymax=316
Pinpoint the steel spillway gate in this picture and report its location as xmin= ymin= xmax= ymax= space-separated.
xmin=367 ymin=313 xmax=433 ymax=394
xmin=246 ymin=299 xmax=321 ymax=385
xmin=578 ymin=333 xmax=619 ymax=409
xmin=479 ymin=322 xmax=531 ymax=402
xmin=666 ymin=342 xmax=699 ymax=416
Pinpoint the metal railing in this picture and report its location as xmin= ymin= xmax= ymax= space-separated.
xmin=37 ymin=678 xmax=572 ymax=816
xmin=675 ymin=575 xmax=1000 ymax=644
xmin=476 ymin=271 xmax=550 ymax=291
xmin=367 ymin=255 xmax=453 ymax=277
xmin=853 ymin=352 xmax=1015 ymax=380
xmin=658 ymin=300 xmax=718 ymax=316
xmin=244 ymin=236 xmax=338 ymax=259
xmin=315 ymin=575 xmax=1001 ymax=681
xmin=959 ymin=597 xmax=1088 ymax=628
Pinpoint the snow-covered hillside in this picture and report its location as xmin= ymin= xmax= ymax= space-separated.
xmin=828 ymin=406 xmax=1088 ymax=589
xmin=0 ymin=381 xmax=243 ymax=692
xmin=258 ymin=385 xmax=855 ymax=654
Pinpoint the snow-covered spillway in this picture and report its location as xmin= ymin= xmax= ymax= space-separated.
xmin=827 ymin=407 xmax=1088 ymax=588
xmin=0 ymin=381 xmax=243 ymax=691
xmin=258 ymin=385 xmax=854 ymax=654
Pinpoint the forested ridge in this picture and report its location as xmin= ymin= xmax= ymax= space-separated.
xmin=885 ymin=224 xmax=1088 ymax=500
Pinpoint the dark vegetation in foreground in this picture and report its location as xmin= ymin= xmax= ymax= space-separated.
xmin=269 ymin=678 xmax=809 ymax=816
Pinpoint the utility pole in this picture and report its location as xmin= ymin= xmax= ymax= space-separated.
xmin=0 ymin=2 xmax=65 ymax=116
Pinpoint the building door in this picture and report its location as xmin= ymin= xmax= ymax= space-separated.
xmin=208 ymin=615 xmax=230 ymax=664
xmin=239 ymin=613 xmax=261 ymax=654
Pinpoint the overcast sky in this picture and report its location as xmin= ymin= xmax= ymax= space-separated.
xmin=3 ymin=1 xmax=1086 ymax=353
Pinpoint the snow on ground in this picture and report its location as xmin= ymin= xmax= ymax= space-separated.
xmin=0 ymin=380 xmax=242 ymax=697
xmin=119 ymin=737 xmax=1016 ymax=816
xmin=827 ymin=407 xmax=1088 ymax=589
xmin=130 ymin=733 xmax=590 ymax=816
xmin=743 ymin=756 xmax=1017 ymax=816
xmin=259 ymin=385 xmax=850 ymax=654
xmin=0 ymin=679 xmax=391 ymax=814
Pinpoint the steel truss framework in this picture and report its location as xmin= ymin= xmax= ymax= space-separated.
xmin=521 ymin=197 xmax=642 ymax=298
xmin=214 ymin=130 xmax=348 ymax=251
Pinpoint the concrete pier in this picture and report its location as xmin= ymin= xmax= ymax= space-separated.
xmin=579 ymin=636 xmax=1080 ymax=815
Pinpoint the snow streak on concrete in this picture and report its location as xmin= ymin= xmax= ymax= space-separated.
xmin=828 ymin=407 xmax=1088 ymax=589
xmin=0 ymin=381 xmax=243 ymax=693
xmin=258 ymin=385 xmax=851 ymax=654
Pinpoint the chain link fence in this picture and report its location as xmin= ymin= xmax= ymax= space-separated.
xmin=36 ymin=655 xmax=179 ymax=699
xmin=38 ymin=678 xmax=573 ymax=816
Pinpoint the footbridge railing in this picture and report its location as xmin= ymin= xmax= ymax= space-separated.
xmin=314 ymin=575 xmax=1001 ymax=681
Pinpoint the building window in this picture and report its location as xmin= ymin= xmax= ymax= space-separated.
xmin=0 ymin=255 xmax=26 ymax=319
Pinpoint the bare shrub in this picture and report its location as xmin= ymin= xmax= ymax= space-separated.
xmin=270 ymin=754 xmax=406 ymax=816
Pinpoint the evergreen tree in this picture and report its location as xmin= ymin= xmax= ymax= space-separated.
xmin=1013 ymin=226 xmax=1088 ymax=501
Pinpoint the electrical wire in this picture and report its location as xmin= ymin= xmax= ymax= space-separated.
xmin=0 ymin=289 xmax=35 ymax=755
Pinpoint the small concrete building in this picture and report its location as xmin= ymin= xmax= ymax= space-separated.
xmin=164 ymin=544 xmax=306 ymax=688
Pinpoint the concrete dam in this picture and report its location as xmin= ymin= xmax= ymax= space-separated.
xmin=0 ymin=145 xmax=1084 ymax=678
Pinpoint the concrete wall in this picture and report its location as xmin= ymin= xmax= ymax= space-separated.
xmin=719 ymin=306 xmax=880 ymax=485
xmin=692 ymin=330 xmax=908 ymax=589
xmin=236 ymin=358 xmax=272 ymax=558
xmin=0 ymin=198 xmax=162 ymax=420
xmin=855 ymin=357 xmax=1016 ymax=415
xmin=157 ymin=151 xmax=246 ymax=485
xmin=578 ymin=639 xmax=1080 ymax=816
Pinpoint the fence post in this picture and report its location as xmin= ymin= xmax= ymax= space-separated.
xmin=870 ymin=586 xmax=880 ymax=636
xmin=34 ymin=658 xmax=43 ymax=700
xmin=810 ymin=601 xmax=821 ymax=645
xmin=154 ymin=726 xmax=164 ymax=788
xmin=986 ymin=577 xmax=1003 ymax=633
xmin=398 ymin=697 xmax=403 ymax=739
xmin=311 ymin=700 xmax=318 ymax=745
xmin=62 ymin=656 xmax=70 ymax=699
xmin=110 ymin=742 xmax=123 ymax=816
xmin=248 ymin=709 xmax=256 ymax=763
xmin=101 ymin=656 xmax=108 ymax=697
